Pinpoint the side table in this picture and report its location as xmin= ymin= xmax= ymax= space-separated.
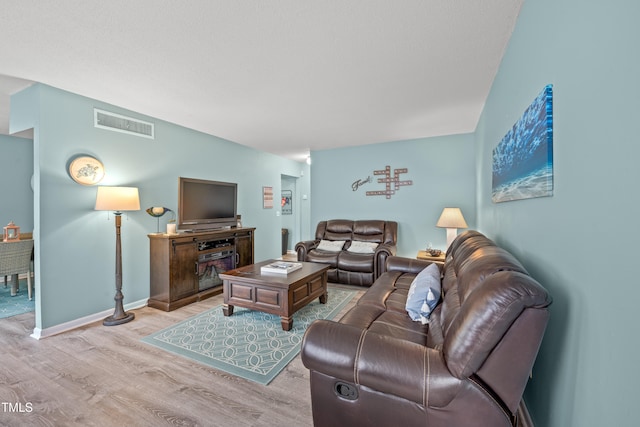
xmin=416 ymin=250 xmax=446 ymax=265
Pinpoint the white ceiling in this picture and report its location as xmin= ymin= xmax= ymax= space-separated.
xmin=0 ymin=0 xmax=522 ymax=162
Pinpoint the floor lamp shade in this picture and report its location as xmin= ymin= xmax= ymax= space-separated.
xmin=95 ymin=186 xmax=140 ymax=212
xmin=95 ymin=186 xmax=140 ymax=326
xmin=436 ymin=207 xmax=468 ymax=249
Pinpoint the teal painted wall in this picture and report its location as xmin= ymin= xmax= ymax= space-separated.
xmin=310 ymin=134 xmax=476 ymax=256
xmin=476 ymin=0 xmax=639 ymax=425
xmin=10 ymin=84 xmax=310 ymax=332
xmin=0 ymin=135 xmax=33 ymax=231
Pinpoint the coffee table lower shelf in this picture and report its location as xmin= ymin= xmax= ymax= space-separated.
xmin=219 ymin=260 xmax=330 ymax=331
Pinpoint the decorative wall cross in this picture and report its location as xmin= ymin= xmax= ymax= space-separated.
xmin=365 ymin=165 xmax=413 ymax=199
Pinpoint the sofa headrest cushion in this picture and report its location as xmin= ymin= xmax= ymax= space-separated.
xmin=326 ymin=220 xmax=354 ymax=233
xmin=353 ymin=220 xmax=386 ymax=235
xmin=323 ymin=220 xmax=355 ymax=241
xmin=443 ymin=271 xmax=552 ymax=378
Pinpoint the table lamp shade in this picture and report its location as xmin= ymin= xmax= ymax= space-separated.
xmin=95 ymin=187 xmax=140 ymax=212
xmin=436 ymin=208 xmax=468 ymax=229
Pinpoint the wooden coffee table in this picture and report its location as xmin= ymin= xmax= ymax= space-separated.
xmin=219 ymin=260 xmax=330 ymax=331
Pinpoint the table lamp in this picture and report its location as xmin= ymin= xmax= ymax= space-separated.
xmin=436 ymin=207 xmax=468 ymax=249
xmin=95 ymin=186 xmax=140 ymax=326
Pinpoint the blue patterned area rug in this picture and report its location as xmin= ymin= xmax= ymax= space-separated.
xmin=0 ymin=279 xmax=35 ymax=319
xmin=141 ymin=288 xmax=355 ymax=385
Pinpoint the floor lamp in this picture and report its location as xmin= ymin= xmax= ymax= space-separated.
xmin=95 ymin=186 xmax=140 ymax=326
xmin=436 ymin=207 xmax=468 ymax=250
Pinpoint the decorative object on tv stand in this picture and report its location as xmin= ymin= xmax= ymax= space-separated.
xmin=3 ymin=221 xmax=20 ymax=242
xmin=166 ymin=222 xmax=177 ymax=235
xmin=68 ymin=155 xmax=106 ymax=185
xmin=436 ymin=207 xmax=468 ymax=249
xmin=95 ymin=186 xmax=140 ymax=326
xmin=145 ymin=206 xmax=175 ymax=233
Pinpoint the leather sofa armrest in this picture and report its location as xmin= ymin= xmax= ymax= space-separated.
xmin=301 ymin=319 xmax=461 ymax=407
xmin=374 ymin=243 xmax=397 ymax=279
xmin=295 ymin=240 xmax=318 ymax=261
xmin=302 ymin=320 xmax=364 ymax=380
xmin=384 ymin=256 xmax=435 ymax=274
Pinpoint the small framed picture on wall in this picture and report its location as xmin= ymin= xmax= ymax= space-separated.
xmin=281 ymin=190 xmax=292 ymax=215
xmin=263 ymin=186 xmax=273 ymax=209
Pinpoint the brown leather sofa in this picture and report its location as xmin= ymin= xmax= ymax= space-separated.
xmin=295 ymin=220 xmax=397 ymax=286
xmin=301 ymin=230 xmax=552 ymax=427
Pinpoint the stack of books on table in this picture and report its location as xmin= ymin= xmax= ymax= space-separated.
xmin=260 ymin=261 xmax=303 ymax=275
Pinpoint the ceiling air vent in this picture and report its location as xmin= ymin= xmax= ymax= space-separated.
xmin=94 ymin=108 xmax=154 ymax=139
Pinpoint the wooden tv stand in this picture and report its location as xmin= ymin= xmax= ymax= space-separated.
xmin=147 ymin=227 xmax=255 ymax=311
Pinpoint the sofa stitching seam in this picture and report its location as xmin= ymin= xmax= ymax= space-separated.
xmin=353 ymin=329 xmax=367 ymax=385
xmin=424 ymin=347 xmax=429 ymax=407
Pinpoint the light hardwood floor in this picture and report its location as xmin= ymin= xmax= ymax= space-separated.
xmin=0 ymin=283 xmax=363 ymax=427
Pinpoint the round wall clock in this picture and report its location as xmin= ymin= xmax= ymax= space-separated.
xmin=68 ymin=156 xmax=106 ymax=185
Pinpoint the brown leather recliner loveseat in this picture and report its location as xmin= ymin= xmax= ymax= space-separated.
xmin=301 ymin=230 xmax=552 ymax=427
xmin=295 ymin=219 xmax=397 ymax=286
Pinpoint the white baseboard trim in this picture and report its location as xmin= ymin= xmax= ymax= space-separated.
xmin=518 ymin=399 xmax=534 ymax=427
xmin=30 ymin=298 xmax=148 ymax=340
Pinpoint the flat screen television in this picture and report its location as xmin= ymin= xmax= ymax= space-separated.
xmin=178 ymin=177 xmax=237 ymax=232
